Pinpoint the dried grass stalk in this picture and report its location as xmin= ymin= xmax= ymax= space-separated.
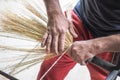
xmin=0 ymin=0 xmax=76 ymax=76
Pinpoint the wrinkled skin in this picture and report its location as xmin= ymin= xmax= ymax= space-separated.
xmin=67 ymin=41 xmax=96 ymax=65
xmin=41 ymin=14 xmax=78 ymax=54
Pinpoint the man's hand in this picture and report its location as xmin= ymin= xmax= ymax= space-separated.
xmin=67 ymin=34 xmax=120 ymax=65
xmin=67 ymin=41 xmax=97 ymax=65
xmin=42 ymin=0 xmax=77 ymax=54
xmin=41 ymin=15 xmax=77 ymax=54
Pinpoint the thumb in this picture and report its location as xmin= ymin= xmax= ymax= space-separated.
xmin=69 ymin=22 xmax=78 ymax=38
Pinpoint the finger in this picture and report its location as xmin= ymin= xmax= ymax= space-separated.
xmin=73 ymin=54 xmax=86 ymax=65
xmin=68 ymin=47 xmax=77 ymax=60
xmin=77 ymin=57 xmax=86 ymax=65
xmin=85 ymin=53 xmax=95 ymax=63
xmin=52 ymin=34 xmax=59 ymax=55
xmin=41 ymin=32 xmax=48 ymax=47
xmin=81 ymin=61 xmax=86 ymax=65
xmin=85 ymin=58 xmax=93 ymax=64
xmin=46 ymin=34 xmax=52 ymax=54
xmin=59 ymin=33 xmax=65 ymax=52
xmin=69 ymin=22 xmax=78 ymax=38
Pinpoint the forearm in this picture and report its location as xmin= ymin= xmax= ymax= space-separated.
xmin=44 ymin=0 xmax=63 ymax=19
xmin=92 ymin=34 xmax=120 ymax=54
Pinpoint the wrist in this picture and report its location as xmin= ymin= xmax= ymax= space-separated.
xmin=47 ymin=10 xmax=63 ymax=19
xmin=90 ymin=39 xmax=107 ymax=54
xmin=91 ymin=35 xmax=120 ymax=53
xmin=44 ymin=0 xmax=63 ymax=19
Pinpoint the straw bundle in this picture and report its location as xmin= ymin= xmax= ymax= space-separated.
xmin=0 ymin=0 xmax=77 ymax=77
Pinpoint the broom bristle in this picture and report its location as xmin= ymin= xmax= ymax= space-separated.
xmin=0 ymin=0 xmax=77 ymax=76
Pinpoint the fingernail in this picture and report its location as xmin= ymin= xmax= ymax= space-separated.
xmin=75 ymin=34 xmax=78 ymax=38
xmin=81 ymin=61 xmax=86 ymax=65
xmin=46 ymin=49 xmax=50 ymax=54
xmin=47 ymin=51 xmax=50 ymax=54
xmin=41 ymin=43 xmax=44 ymax=47
xmin=55 ymin=51 xmax=59 ymax=55
xmin=59 ymin=48 xmax=64 ymax=52
xmin=62 ymin=48 xmax=65 ymax=52
xmin=56 ymin=53 xmax=58 ymax=55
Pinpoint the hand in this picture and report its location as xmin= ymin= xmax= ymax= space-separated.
xmin=41 ymin=14 xmax=78 ymax=54
xmin=67 ymin=41 xmax=96 ymax=65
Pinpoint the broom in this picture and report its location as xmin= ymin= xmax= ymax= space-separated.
xmin=0 ymin=0 xmax=78 ymax=77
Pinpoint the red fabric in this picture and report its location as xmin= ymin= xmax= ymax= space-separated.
xmin=37 ymin=11 xmax=114 ymax=80
xmin=37 ymin=54 xmax=76 ymax=80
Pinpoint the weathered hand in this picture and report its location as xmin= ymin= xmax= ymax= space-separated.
xmin=67 ymin=41 xmax=96 ymax=65
xmin=41 ymin=14 xmax=78 ymax=54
